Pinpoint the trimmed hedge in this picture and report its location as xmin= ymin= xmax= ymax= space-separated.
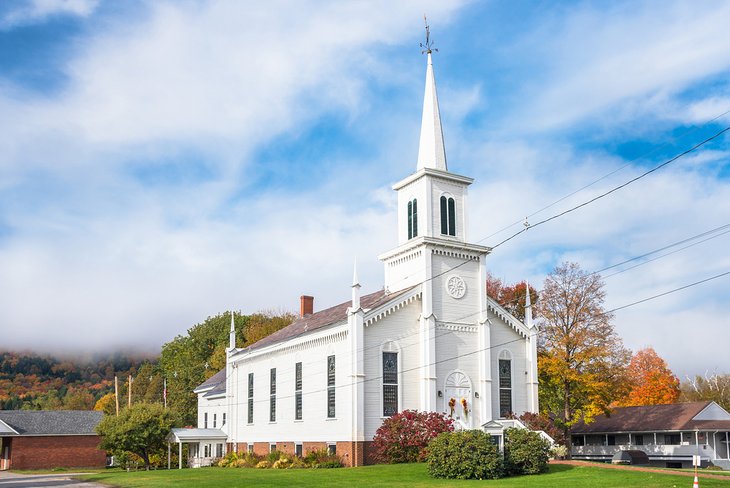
xmin=426 ymin=430 xmax=503 ymax=480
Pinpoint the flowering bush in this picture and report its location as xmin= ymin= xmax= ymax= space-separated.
xmin=372 ymin=409 xmax=454 ymax=463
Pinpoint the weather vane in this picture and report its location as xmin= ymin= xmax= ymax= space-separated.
xmin=420 ymin=15 xmax=438 ymax=55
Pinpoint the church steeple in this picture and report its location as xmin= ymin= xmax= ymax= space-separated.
xmin=417 ymin=20 xmax=447 ymax=171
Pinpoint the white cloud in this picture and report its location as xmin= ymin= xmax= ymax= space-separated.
xmin=498 ymin=2 xmax=730 ymax=132
xmin=1 ymin=0 xmax=98 ymax=28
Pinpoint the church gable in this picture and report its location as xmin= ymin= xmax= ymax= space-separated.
xmin=487 ymin=298 xmax=531 ymax=338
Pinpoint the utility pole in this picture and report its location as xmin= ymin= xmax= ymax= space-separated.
xmin=114 ymin=376 xmax=119 ymax=416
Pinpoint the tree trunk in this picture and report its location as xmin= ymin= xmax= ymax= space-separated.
xmin=564 ymin=382 xmax=572 ymax=459
xmin=142 ymin=450 xmax=150 ymax=470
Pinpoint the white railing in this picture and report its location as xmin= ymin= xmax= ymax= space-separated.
xmin=573 ymin=444 xmax=715 ymax=459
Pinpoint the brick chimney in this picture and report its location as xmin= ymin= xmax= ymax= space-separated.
xmin=300 ymin=295 xmax=314 ymax=317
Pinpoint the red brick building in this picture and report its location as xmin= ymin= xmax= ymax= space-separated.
xmin=0 ymin=410 xmax=107 ymax=470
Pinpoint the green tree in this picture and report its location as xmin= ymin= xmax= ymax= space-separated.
xmin=536 ymin=262 xmax=630 ymax=453
xmin=96 ymin=403 xmax=175 ymax=469
xmin=159 ymin=310 xmax=295 ymax=424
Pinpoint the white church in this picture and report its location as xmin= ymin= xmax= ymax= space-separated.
xmin=173 ymin=34 xmax=539 ymax=468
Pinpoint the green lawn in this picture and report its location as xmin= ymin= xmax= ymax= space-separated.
xmin=81 ymin=463 xmax=730 ymax=487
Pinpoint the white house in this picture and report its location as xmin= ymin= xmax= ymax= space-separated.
xmin=190 ymin=41 xmax=539 ymax=467
xmin=571 ymin=401 xmax=730 ymax=470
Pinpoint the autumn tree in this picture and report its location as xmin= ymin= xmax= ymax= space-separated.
xmin=681 ymin=373 xmax=730 ymax=411
xmin=536 ymin=262 xmax=630 ymax=452
xmin=486 ymin=272 xmax=539 ymax=322
xmin=94 ymin=392 xmax=117 ymax=415
xmin=618 ymin=347 xmax=679 ymax=406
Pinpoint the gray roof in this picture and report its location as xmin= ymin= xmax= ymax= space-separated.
xmin=571 ymin=401 xmax=730 ymax=433
xmin=245 ymin=286 xmax=417 ymax=352
xmin=194 ymin=368 xmax=226 ymax=394
xmin=0 ymin=410 xmax=103 ymax=436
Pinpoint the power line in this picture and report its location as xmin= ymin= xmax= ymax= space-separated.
xmin=490 ymin=124 xmax=730 ymax=250
xmin=480 ymin=108 xmax=730 ymax=243
xmin=604 ymin=270 xmax=730 ymax=314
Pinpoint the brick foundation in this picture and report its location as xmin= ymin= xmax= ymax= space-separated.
xmin=7 ymin=435 xmax=106 ymax=470
xmin=253 ymin=442 xmax=270 ymax=456
xmin=274 ymin=442 xmax=295 ymax=455
xmin=302 ymin=441 xmax=326 ymax=455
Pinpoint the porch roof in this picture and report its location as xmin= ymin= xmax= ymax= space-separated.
xmin=167 ymin=428 xmax=227 ymax=443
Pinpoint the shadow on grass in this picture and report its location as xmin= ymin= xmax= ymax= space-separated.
xmin=547 ymin=464 xmax=577 ymax=474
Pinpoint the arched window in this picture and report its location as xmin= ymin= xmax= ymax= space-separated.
xmin=407 ymin=198 xmax=418 ymax=239
xmin=498 ymin=350 xmax=512 ymax=418
xmin=440 ymin=195 xmax=456 ymax=236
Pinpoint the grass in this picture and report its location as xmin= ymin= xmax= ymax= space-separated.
xmin=80 ymin=463 xmax=730 ymax=487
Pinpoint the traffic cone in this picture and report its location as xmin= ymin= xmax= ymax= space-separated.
xmin=693 ymin=475 xmax=699 ymax=488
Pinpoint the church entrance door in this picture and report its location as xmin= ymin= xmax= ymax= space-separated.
xmin=444 ymin=371 xmax=472 ymax=429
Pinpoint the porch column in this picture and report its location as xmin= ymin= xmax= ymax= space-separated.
xmin=628 ymin=433 xmax=632 ymax=446
xmin=726 ymin=432 xmax=729 ymax=460
xmin=178 ymin=441 xmax=182 ymax=469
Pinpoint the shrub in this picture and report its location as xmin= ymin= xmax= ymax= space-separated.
xmin=512 ymin=411 xmax=566 ymax=446
xmin=426 ymin=430 xmax=503 ymax=480
xmin=504 ymin=427 xmax=551 ymax=475
xmin=218 ymin=451 xmax=239 ymax=467
xmin=266 ymin=450 xmax=283 ymax=463
xmin=255 ymin=460 xmax=271 ymax=469
xmin=549 ymin=444 xmax=568 ymax=460
xmin=373 ymin=409 xmax=454 ymax=463
xmin=303 ymin=448 xmax=343 ymax=468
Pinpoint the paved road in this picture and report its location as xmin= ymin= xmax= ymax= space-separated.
xmin=0 ymin=471 xmax=109 ymax=488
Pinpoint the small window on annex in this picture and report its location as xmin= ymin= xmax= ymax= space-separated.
xmin=295 ymin=443 xmax=303 ymax=458
xmin=407 ymin=198 xmax=418 ymax=239
xmin=440 ymin=195 xmax=456 ymax=236
xmin=204 ymin=412 xmax=208 ymax=429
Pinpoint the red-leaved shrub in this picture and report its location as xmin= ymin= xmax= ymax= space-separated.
xmin=372 ymin=409 xmax=454 ymax=463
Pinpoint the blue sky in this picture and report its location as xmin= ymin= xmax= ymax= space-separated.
xmin=1 ymin=0 xmax=729 ymax=378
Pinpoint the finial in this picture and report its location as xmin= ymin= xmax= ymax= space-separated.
xmin=420 ymin=15 xmax=438 ymax=55
xmin=525 ymin=280 xmax=531 ymax=306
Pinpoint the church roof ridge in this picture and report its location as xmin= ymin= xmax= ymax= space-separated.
xmin=241 ymin=285 xmax=419 ymax=353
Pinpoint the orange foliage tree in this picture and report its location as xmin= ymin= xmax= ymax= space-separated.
xmin=618 ymin=347 xmax=680 ymax=406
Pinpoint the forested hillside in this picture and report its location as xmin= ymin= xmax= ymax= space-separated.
xmin=1 ymin=309 xmax=295 ymax=423
xmin=0 ymin=351 xmax=154 ymax=410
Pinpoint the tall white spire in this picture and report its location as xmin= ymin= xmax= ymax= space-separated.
xmin=417 ymin=20 xmax=447 ymax=172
